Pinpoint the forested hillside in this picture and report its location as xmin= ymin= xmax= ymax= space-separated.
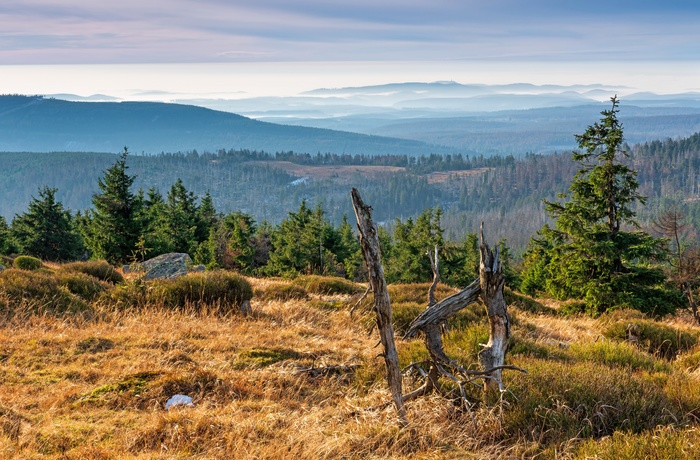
xmin=0 ymin=95 xmax=446 ymax=156
xmin=2 ymin=131 xmax=700 ymax=254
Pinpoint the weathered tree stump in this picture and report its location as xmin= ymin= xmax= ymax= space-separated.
xmin=477 ymin=224 xmax=510 ymax=393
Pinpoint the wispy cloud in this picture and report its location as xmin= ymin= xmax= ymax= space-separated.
xmin=0 ymin=0 xmax=698 ymax=64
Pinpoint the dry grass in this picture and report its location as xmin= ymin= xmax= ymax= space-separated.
xmin=2 ymin=271 xmax=700 ymax=459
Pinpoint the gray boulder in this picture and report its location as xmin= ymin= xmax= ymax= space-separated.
xmin=0 ymin=264 xmax=4 ymax=272
xmin=138 ymin=253 xmax=193 ymax=280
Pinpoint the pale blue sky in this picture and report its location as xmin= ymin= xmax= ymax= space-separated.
xmin=1 ymin=0 xmax=699 ymax=64
xmin=1 ymin=1 xmax=698 ymax=97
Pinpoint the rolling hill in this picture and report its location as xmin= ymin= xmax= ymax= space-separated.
xmin=0 ymin=95 xmax=451 ymax=156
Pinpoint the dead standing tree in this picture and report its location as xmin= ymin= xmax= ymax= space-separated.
xmin=351 ymin=188 xmax=408 ymax=427
xmin=403 ymin=224 xmax=523 ymax=401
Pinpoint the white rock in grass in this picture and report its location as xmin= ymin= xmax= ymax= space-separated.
xmin=165 ymin=394 xmax=194 ymax=410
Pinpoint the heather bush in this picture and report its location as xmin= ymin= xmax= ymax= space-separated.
xmin=13 ymin=255 xmax=43 ymax=270
xmin=0 ymin=268 xmax=89 ymax=315
xmin=147 ymin=271 xmax=252 ymax=313
xmin=55 ymin=271 xmax=111 ymax=302
xmin=61 ymin=260 xmax=123 ymax=284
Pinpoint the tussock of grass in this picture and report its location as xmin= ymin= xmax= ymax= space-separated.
xmin=569 ymin=340 xmax=671 ymax=373
xmin=573 ymin=426 xmax=700 ymax=460
xmin=504 ymin=358 xmax=676 ymax=444
xmin=149 ymin=271 xmax=252 ymax=312
xmin=387 ymin=282 xmax=457 ymax=305
xmin=603 ymin=319 xmax=699 ymax=358
xmin=254 ymin=281 xmax=309 ymax=302
xmin=292 ymin=275 xmax=363 ymax=296
xmin=98 ymin=271 xmax=253 ymax=313
xmin=0 ymin=268 xmax=90 ymax=316
xmin=232 ymin=347 xmax=303 ymax=370
xmin=55 ymin=271 xmax=111 ymax=301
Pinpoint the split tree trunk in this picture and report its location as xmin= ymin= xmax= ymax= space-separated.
xmin=478 ymin=224 xmax=510 ymax=393
xmin=351 ymin=188 xmax=408 ymax=427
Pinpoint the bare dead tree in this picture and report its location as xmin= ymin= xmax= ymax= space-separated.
xmin=351 ymin=188 xmax=408 ymax=427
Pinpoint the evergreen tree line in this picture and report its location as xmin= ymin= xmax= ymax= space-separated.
xmin=4 ymin=129 xmax=700 ymax=257
xmin=0 ymin=148 xmax=505 ymax=287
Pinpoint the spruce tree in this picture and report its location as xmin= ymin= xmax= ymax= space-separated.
xmin=523 ymin=97 xmax=678 ymax=314
xmin=81 ymin=147 xmax=141 ymax=265
xmin=139 ymin=187 xmax=171 ymax=258
xmin=11 ymin=186 xmax=83 ymax=261
xmin=0 ymin=216 xmax=16 ymax=256
xmin=385 ymin=207 xmax=444 ymax=283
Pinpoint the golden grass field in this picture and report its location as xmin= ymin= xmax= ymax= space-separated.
xmin=2 ymin=264 xmax=700 ymax=459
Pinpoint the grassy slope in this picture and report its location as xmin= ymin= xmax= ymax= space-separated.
xmin=2 ymin=268 xmax=700 ymax=459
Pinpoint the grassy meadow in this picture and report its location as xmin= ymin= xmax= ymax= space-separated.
xmin=2 ymin=261 xmax=700 ymax=459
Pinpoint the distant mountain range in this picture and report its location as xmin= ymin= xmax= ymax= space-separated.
xmin=0 ymin=95 xmax=448 ymax=156
xmin=13 ymin=82 xmax=700 ymax=155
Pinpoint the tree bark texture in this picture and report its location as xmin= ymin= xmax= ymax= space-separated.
xmin=404 ymin=279 xmax=481 ymax=341
xmin=478 ymin=224 xmax=510 ymax=392
xmin=350 ymin=188 xmax=408 ymax=427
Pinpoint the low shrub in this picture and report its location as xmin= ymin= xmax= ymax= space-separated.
xmin=98 ymin=279 xmax=148 ymax=310
xmin=255 ymin=282 xmax=309 ymax=301
xmin=504 ymin=358 xmax=677 ymax=445
xmin=392 ymin=302 xmax=425 ymax=335
xmin=444 ymin=322 xmax=490 ymax=364
xmin=0 ymin=268 xmax=89 ymax=315
xmin=292 ymin=275 xmax=363 ymax=296
xmin=13 ymin=255 xmax=43 ymax=270
xmin=61 ymin=260 xmax=123 ymax=284
xmin=603 ymin=320 xmax=699 ymax=359
xmin=148 ymin=271 xmax=252 ymax=313
xmin=55 ymin=271 xmax=111 ymax=301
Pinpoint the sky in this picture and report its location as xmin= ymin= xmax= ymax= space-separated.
xmin=1 ymin=1 xmax=699 ymax=97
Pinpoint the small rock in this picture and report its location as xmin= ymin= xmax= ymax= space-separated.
xmin=165 ymin=394 xmax=194 ymax=410
xmin=192 ymin=264 xmax=206 ymax=272
xmin=122 ymin=264 xmax=130 ymax=274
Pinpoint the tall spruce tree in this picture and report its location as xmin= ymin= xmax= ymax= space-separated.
xmin=81 ymin=148 xmax=141 ymax=264
xmin=521 ymin=97 xmax=679 ymax=314
xmin=10 ymin=187 xmax=83 ymax=261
